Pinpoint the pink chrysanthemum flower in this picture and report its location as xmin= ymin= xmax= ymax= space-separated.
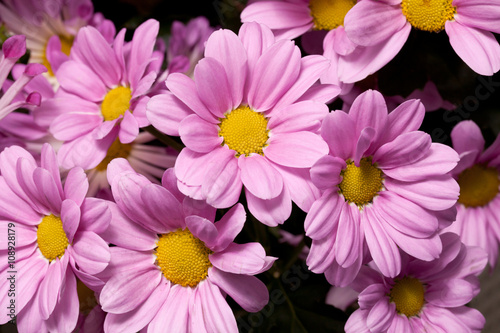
xmin=342 ymin=0 xmax=500 ymax=82
xmin=0 ymin=0 xmax=115 ymax=79
xmin=305 ymin=89 xmax=460 ymax=286
xmin=98 ymin=159 xmax=276 ymax=332
xmin=444 ymin=120 xmax=500 ymax=269
xmin=33 ymin=19 xmax=160 ymax=150
xmin=0 ymin=144 xmax=110 ymax=332
xmin=147 ymin=22 xmax=339 ymax=226
xmin=345 ymin=233 xmax=487 ymax=333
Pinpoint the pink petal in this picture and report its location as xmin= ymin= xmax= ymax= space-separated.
xmin=194 ymin=57 xmax=233 ymax=118
xmin=321 ymin=110 xmax=356 ymax=160
xmin=179 ymin=114 xmax=222 ymax=153
xmin=212 ymin=203 xmax=246 ymax=252
xmin=15 ymin=256 xmax=49 ymax=313
xmin=79 ymin=197 xmax=111 ymax=234
xmin=106 ymin=157 xmax=136 ymax=185
xmin=265 ymin=132 xmax=328 ymax=168
xmin=185 ymin=215 xmax=219 ymax=248
xmin=373 ymin=131 xmax=431 ymax=169
xmin=354 ymin=127 xmax=376 ymax=165
xmin=210 ymin=242 xmax=269 ymax=275
xmin=307 ymin=230 xmax=338 ymax=273
xmin=57 ymin=61 xmax=107 ymax=102
xmin=174 ymin=149 xmax=214 ymax=187
xmin=0 ymin=177 xmax=40 ymax=224
xmin=44 ymin=269 xmax=79 ymax=333
xmin=40 ymin=144 xmax=63 ymax=199
xmin=305 ymin=188 xmax=342 ymax=240
xmin=33 ymin=167 xmax=63 ymax=214
xmin=146 ymin=91 xmax=192 ymax=136
xmin=247 ymin=39 xmax=301 ymax=111
xmin=246 ymin=186 xmax=292 ymax=226
xmin=241 ymin=1 xmax=311 ymax=30
xmin=446 ymin=21 xmax=500 ymax=76
xmin=345 ymin=309 xmax=370 ymax=333
xmin=451 ymin=120 xmax=485 ymax=154
xmin=239 ymin=154 xmax=283 ymax=199
xmin=118 ymin=111 xmax=139 ymax=144
xmin=141 ymin=183 xmax=184 ymax=231
xmin=204 ymin=28 xmax=247 ymax=108
xmin=426 ymin=279 xmax=475 ymax=307
xmin=198 ymin=280 xmax=238 ymax=332
xmin=366 ymin=298 xmax=396 ymax=332
xmin=51 ymin=112 xmax=102 ymax=141
xmin=128 ymin=19 xmax=159 ymax=88
xmin=61 ymin=199 xmax=80 ymax=243
xmin=38 ymin=256 xmax=68 ymax=319
xmin=63 ymin=167 xmax=88 ymax=207
xmin=238 ymin=22 xmax=275 ymax=75
xmin=344 ymin=0 xmax=407 ymax=46
xmin=349 ymin=89 xmax=388 ymax=143
xmin=335 ymin=203 xmax=361 ymax=268
xmin=268 ymin=100 xmax=329 ymax=134
xmin=210 ymin=267 xmax=269 ymax=312
xmin=454 ymin=1 xmax=500 ymax=34
xmin=383 ymin=99 xmax=425 ymax=144
xmin=71 ymin=231 xmax=110 ymax=275
xmin=147 ymin=284 xmax=191 ymax=333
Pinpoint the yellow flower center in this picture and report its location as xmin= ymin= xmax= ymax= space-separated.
xmin=101 ymin=86 xmax=132 ymax=121
xmin=389 ymin=276 xmax=425 ymax=317
xmin=457 ymin=164 xmax=499 ymax=208
xmin=218 ymin=105 xmax=269 ymax=157
xmin=338 ymin=157 xmax=384 ymax=207
xmin=95 ymin=138 xmax=132 ymax=171
xmin=77 ymin=279 xmax=98 ymax=315
xmin=309 ymin=0 xmax=357 ymax=31
xmin=401 ymin=0 xmax=457 ymax=32
xmin=42 ymin=35 xmax=74 ymax=76
xmin=37 ymin=214 xmax=69 ymax=261
xmin=155 ymin=228 xmax=213 ymax=288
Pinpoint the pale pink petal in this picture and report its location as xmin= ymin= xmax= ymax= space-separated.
xmin=0 ymin=177 xmax=40 ymax=224
xmin=268 ymin=100 xmax=328 ymax=134
xmin=128 ymin=19 xmax=159 ymax=88
xmin=15 ymin=256 xmax=49 ymax=313
xmin=248 ymin=39 xmax=301 ymax=111
xmin=246 ymin=186 xmax=292 ymax=226
xmin=265 ymin=132 xmax=328 ymax=168
xmin=95 ymin=118 xmax=118 ymax=140
xmin=305 ymin=188 xmax=342 ymax=240
xmin=204 ymin=28 xmax=247 ymax=108
xmin=44 ymin=269 xmax=79 ymax=333
xmin=182 ymin=196 xmax=217 ymax=224
xmin=480 ymin=130 xmax=500 ymax=163
xmin=210 ymin=267 xmax=269 ymax=312
xmin=179 ymin=114 xmax=222 ymax=153
xmin=321 ymin=110 xmax=356 ymax=160
xmin=165 ymin=73 xmax=217 ymax=123
xmin=239 ymin=154 xmax=283 ymax=199
xmin=104 ymin=281 xmax=169 ymax=333
xmin=382 ymin=99 xmax=425 ymax=144
xmin=194 ymin=57 xmax=233 ymax=117
xmin=212 ymin=203 xmax=246 ymax=252
xmin=426 ymin=279 xmax=475 ymax=307
xmin=241 ymin=1 xmax=311 ymax=30
xmin=38 ymin=256 xmax=68 ymax=320
xmin=96 ymin=246 xmax=156 ymax=282
xmin=454 ymin=1 xmax=500 ymax=34
xmin=71 ymin=26 xmax=121 ymax=87
xmin=15 ymin=288 xmax=47 ymax=332
xmin=118 ymin=111 xmax=139 ymax=144
xmin=324 ymin=250 xmax=364 ymax=287
xmin=446 ymin=21 xmax=500 ymax=76
xmin=384 ymin=176 xmax=459 ymax=211
xmin=383 ymin=143 xmax=459 ymax=182
xmin=189 ymin=288 xmax=210 ymax=333
xmin=345 ymin=309 xmax=370 ymax=333
xmin=100 ymin=267 xmax=161 ymax=313
xmin=210 ymin=242 xmax=268 ymax=275
xmin=146 ymin=91 xmax=192 ymax=136
xmin=61 ymin=199 xmax=80 ymax=243
xmin=147 ymin=284 xmax=190 ymax=333
xmin=366 ymin=298 xmax=396 ymax=332
xmin=71 ymin=230 xmax=110 ymax=275
xmin=451 ymin=120 xmax=485 ymax=154
xmin=373 ymin=131 xmax=431 ymax=168
xmin=307 ymin=229 xmax=337 ymax=273
xmin=40 ymin=144 xmax=63 ymax=198
xmin=449 ymin=306 xmax=485 ymax=332
xmin=186 ymin=215 xmax=219 ymax=248
xmin=198 ymin=280 xmax=238 ymax=332
xmin=349 ymin=89 xmax=388 ymax=144
xmin=363 ymin=206 xmax=401 ymax=277
xmin=51 ymin=112 xmax=102 ymax=141
xmin=63 ymin=167 xmax=88 ymax=207
xmin=375 ymin=191 xmax=438 ymax=238
xmin=57 ymin=61 xmax=107 ymax=102
xmin=338 ymin=24 xmax=411 ymax=83
xmin=310 ymin=155 xmax=345 ymax=190
xmin=354 ymin=127 xmax=376 ymax=164
xmin=388 ymin=314 xmax=411 ymax=333
xmin=79 ymin=197 xmax=111 ymax=234
xmin=421 ymin=306 xmax=472 ymax=333
xmin=57 ymin=133 xmax=111 ymax=170
xmin=174 ymin=149 xmax=215 ymax=187
xmin=335 ymin=203 xmax=361 ymax=268
xmin=0 ymin=222 xmax=36 ymax=249
xmin=238 ymin=22 xmax=275 ymax=76
xmin=106 ymin=157 xmax=137 ymax=185
xmin=161 ymin=168 xmax=185 ymax=203
xmin=141 ymin=183 xmax=184 ymax=231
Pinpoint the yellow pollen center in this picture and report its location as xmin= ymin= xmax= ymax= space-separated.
xmin=390 ymin=276 xmax=425 ymax=317
xmin=218 ymin=105 xmax=269 ymax=157
xmin=101 ymin=86 xmax=132 ymax=121
xmin=43 ymin=35 xmax=74 ymax=76
xmin=95 ymin=138 xmax=132 ymax=171
xmin=401 ymin=0 xmax=457 ymax=32
xmin=37 ymin=214 xmax=69 ymax=261
xmin=155 ymin=228 xmax=213 ymax=288
xmin=457 ymin=164 xmax=499 ymax=208
xmin=339 ymin=157 xmax=383 ymax=207
xmin=309 ymin=0 xmax=357 ymax=31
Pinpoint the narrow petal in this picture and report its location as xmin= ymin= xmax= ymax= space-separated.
xmin=79 ymin=197 xmax=111 ymax=234
xmin=321 ymin=110 xmax=356 ymax=160
xmin=426 ymin=279 xmax=475 ymax=307
xmin=71 ymin=231 xmax=110 ymax=275
xmin=310 ymin=155 xmax=345 ymax=190
xmin=63 ymin=167 xmax=88 ymax=207
xmin=61 ymin=199 xmax=80 ymax=243
xmin=185 ymin=215 xmax=219 ymax=248
xmin=265 ymin=132 xmax=328 ymax=168
xmin=212 ymin=203 xmax=246 ymax=252
xmin=141 ymin=183 xmax=184 ymax=231
xmin=119 ymin=111 xmax=139 ymax=144
xmin=335 ymin=203 xmax=361 ymax=268
xmin=446 ymin=21 xmax=500 ymax=76
xmin=246 ymin=187 xmax=292 ymax=226
xmin=128 ymin=19 xmax=159 ymax=88
xmin=382 ymin=99 xmax=425 ymax=144
xmin=33 ymin=167 xmax=62 ymax=214
xmin=373 ymin=131 xmax=431 ymax=169
xmin=147 ymin=284 xmax=191 ymax=333
xmin=454 ymin=1 xmax=500 ymax=34
xmin=210 ymin=268 xmax=269 ymax=312
xmin=51 ymin=112 xmax=102 ymax=141
xmin=44 ymin=269 xmax=79 ymax=333
xmin=38 ymin=257 xmax=67 ymax=320
xmin=349 ymin=89 xmax=388 ymax=144
xmin=210 ymin=242 xmax=268 ymax=275
xmin=56 ymin=61 xmax=106 ymax=102
xmin=146 ymin=91 xmax=193 ymax=136
xmin=179 ymin=114 xmax=222 ymax=153
xmin=304 ymin=188 xmax=342 ymax=240
xmin=268 ymin=100 xmax=328 ymax=135
xmin=238 ymin=22 xmax=275 ymax=75
xmin=239 ymin=154 xmax=283 ymax=199
xmin=450 ymin=120 xmax=485 ymax=154
xmin=366 ymin=299 xmax=396 ymax=332
xmin=241 ymin=1 xmax=312 ymax=30
xmin=199 ymin=280 xmax=238 ymax=332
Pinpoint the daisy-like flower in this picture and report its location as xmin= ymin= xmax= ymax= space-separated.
xmin=0 ymin=0 xmax=115 ymax=79
xmin=0 ymin=143 xmax=110 ymax=332
xmin=147 ymin=22 xmax=339 ymax=226
xmin=444 ymin=120 xmax=500 ymax=269
xmin=345 ymin=233 xmax=487 ymax=333
xmin=305 ymin=89 xmax=460 ymax=286
xmin=98 ymin=159 xmax=276 ymax=332
xmin=33 ymin=19 xmax=160 ymax=151
xmin=341 ymin=0 xmax=500 ymax=82
xmin=55 ymin=127 xmax=177 ymax=197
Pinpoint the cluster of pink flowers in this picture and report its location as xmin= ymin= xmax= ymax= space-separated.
xmin=0 ymin=1 xmax=499 ymax=332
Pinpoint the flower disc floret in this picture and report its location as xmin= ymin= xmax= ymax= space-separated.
xmin=37 ymin=214 xmax=69 ymax=261
xmin=155 ymin=228 xmax=213 ymax=288
xmin=338 ymin=157 xmax=383 ymax=207
xmin=309 ymin=0 xmax=357 ymax=31
xmin=389 ymin=276 xmax=425 ymax=317
xmin=457 ymin=164 xmax=499 ymax=207
xmin=401 ymin=0 xmax=457 ymax=32
xmin=101 ymin=86 xmax=132 ymax=121
xmin=218 ymin=105 xmax=269 ymax=157
xmin=95 ymin=138 xmax=133 ymax=171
